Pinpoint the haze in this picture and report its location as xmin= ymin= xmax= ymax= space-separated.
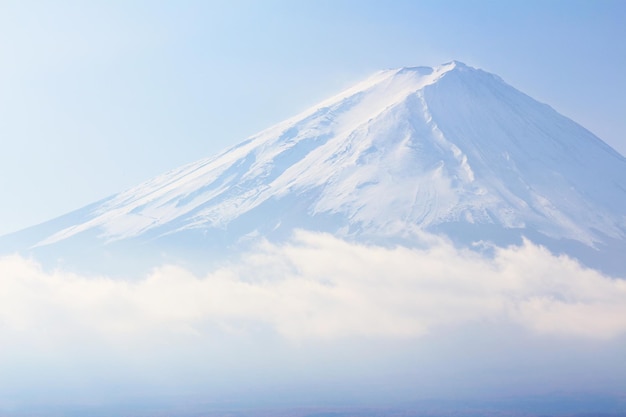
xmin=1 ymin=1 xmax=625 ymax=416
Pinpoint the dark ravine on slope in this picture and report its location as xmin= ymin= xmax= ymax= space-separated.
xmin=2 ymin=61 xmax=626 ymax=276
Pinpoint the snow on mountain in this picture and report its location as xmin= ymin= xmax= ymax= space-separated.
xmin=3 ymin=61 xmax=626 ymax=273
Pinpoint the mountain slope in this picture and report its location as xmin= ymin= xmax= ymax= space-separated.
xmin=3 ymin=61 xmax=626 ymax=274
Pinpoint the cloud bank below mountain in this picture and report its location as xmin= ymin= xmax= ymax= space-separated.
xmin=2 ymin=230 xmax=625 ymax=342
xmin=1 ymin=231 xmax=625 ymax=412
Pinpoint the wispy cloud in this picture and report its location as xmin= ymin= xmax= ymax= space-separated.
xmin=2 ymin=231 xmax=626 ymax=409
xmin=1 ymin=230 xmax=625 ymax=345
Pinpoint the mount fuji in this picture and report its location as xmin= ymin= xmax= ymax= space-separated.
xmin=3 ymin=61 xmax=626 ymax=275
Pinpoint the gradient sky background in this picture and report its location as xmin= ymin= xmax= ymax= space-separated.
xmin=1 ymin=3 xmax=626 ymax=414
xmin=1 ymin=0 xmax=625 ymax=236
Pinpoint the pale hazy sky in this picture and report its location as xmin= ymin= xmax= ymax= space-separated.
xmin=1 ymin=0 xmax=625 ymax=236
xmin=2 ymin=3 xmax=626 ymax=413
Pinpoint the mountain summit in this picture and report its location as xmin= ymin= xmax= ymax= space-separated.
xmin=3 ymin=62 xmax=626 ymax=274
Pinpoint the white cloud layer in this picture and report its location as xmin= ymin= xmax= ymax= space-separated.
xmin=2 ymin=230 xmax=626 ymax=411
xmin=1 ymin=230 xmax=625 ymax=345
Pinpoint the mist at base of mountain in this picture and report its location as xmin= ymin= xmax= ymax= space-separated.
xmin=4 ymin=391 xmax=626 ymax=417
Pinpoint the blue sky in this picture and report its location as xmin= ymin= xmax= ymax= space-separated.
xmin=1 ymin=3 xmax=626 ymax=413
xmin=1 ymin=0 xmax=625 ymax=236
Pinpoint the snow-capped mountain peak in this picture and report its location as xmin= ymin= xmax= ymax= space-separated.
xmin=33 ymin=62 xmax=472 ymax=246
xmin=5 ymin=62 xmax=625 ymax=275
